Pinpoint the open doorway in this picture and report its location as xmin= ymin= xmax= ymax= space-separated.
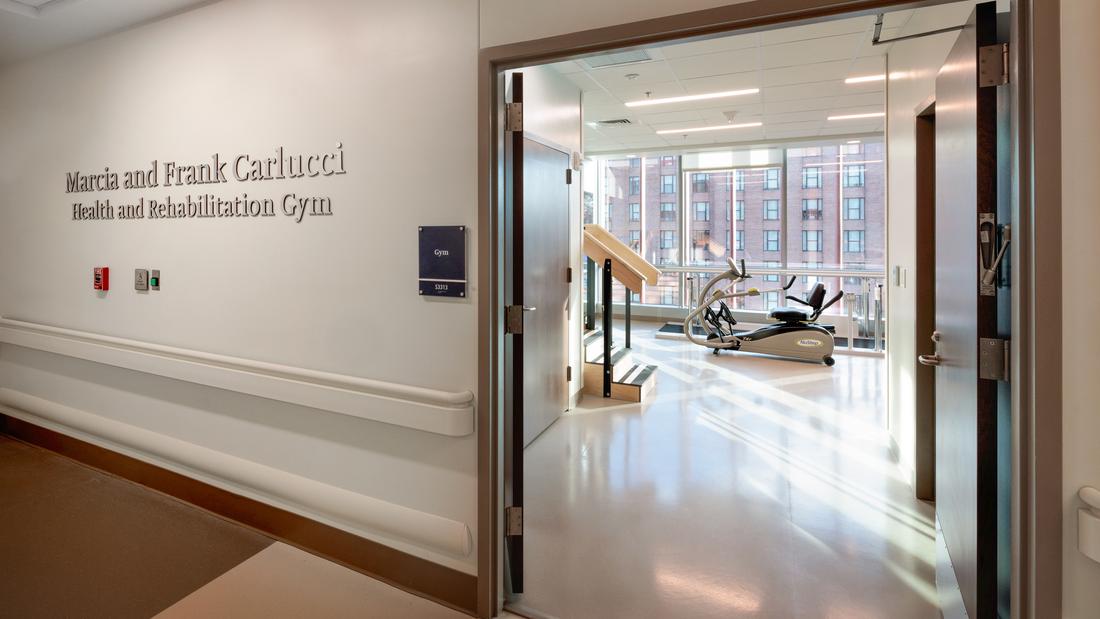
xmin=491 ymin=2 xmax=1014 ymax=618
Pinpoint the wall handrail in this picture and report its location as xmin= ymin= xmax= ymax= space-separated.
xmin=1081 ymin=486 xmax=1100 ymax=512
xmin=0 ymin=317 xmax=475 ymax=436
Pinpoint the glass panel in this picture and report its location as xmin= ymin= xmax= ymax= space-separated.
xmin=840 ymin=139 xmax=885 ymax=272
xmin=643 ymin=272 xmax=682 ymax=306
xmin=733 ymin=167 xmax=782 ymax=270
xmin=686 ymin=170 xmax=733 ymax=267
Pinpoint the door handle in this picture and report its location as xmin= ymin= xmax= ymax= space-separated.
xmin=523 ymin=306 xmax=537 ymax=312
xmin=918 ymin=330 xmax=943 ymax=366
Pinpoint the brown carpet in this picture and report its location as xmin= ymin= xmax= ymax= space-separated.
xmin=0 ymin=434 xmax=273 ymax=619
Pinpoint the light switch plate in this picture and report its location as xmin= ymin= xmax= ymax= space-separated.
xmin=134 ymin=269 xmax=149 ymax=291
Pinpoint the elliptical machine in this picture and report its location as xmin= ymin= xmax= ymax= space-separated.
xmin=683 ymin=257 xmax=844 ymax=366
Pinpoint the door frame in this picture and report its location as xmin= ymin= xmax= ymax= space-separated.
xmin=476 ymin=1 xmax=1062 ymax=617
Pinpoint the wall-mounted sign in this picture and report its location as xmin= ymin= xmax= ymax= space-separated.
xmin=419 ymin=226 xmax=466 ymax=298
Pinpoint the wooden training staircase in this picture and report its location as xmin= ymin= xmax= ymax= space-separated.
xmin=581 ymin=224 xmax=661 ymax=403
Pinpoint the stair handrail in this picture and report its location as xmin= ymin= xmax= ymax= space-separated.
xmin=583 ymin=224 xmax=661 ymax=286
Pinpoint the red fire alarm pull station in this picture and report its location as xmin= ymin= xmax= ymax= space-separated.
xmin=93 ymin=267 xmax=109 ymax=291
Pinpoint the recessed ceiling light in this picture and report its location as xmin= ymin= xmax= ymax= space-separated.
xmin=845 ymin=74 xmax=886 ymax=84
xmin=625 ymin=88 xmax=759 ymax=108
xmin=655 ymin=122 xmax=762 ymax=135
xmin=827 ymin=112 xmax=886 ymax=121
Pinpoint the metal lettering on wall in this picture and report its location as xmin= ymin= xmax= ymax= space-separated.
xmin=66 ymin=144 xmax=347 ymax=224
xmin=418 ymin=226 xmax=467 ymax=298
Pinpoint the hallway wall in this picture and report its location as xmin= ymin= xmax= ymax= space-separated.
xmin=0 ymin=0 xmax=480 ymax=574
xmin=1060 ymin=0 xmax=1100 ymax=615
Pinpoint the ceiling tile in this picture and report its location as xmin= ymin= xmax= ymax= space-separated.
xmin=666 ymin=49 xmax=760 ymax=81
xmin=657 ymin=32 xmax=759 ymax=58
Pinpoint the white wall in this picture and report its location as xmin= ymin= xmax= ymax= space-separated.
xmin=0 ymin=0 xmax=480 ymax=573
xmin=884 ymin=2 xmax=975 ymax=482
xmin=1061 ymin=0 xmax=1100 ymax=614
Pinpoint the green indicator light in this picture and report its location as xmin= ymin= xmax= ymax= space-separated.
xmin=150 ymin=278 xmax=158 ymax=286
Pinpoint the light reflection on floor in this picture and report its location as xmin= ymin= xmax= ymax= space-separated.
xmin=518 ymin=323 xmax=938 ymax=619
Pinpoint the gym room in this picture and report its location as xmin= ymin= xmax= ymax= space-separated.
xmin=492 ymin=1 xmax=1015 ymax=617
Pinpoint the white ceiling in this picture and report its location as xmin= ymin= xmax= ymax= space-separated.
xmin=0 ymin=0 xmax=217 ymax=66
xmin=551 ymin=10 xmax=921 ymax=154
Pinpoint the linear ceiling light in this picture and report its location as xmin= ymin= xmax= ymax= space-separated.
xmin=656 ymin=122 xmax=762 ymax=135
xmin=827 ymin=112 xmax=886 ymax=121
xmin=844 ymin=74 xmax=886 ymax=84
xmin=625 ymin=88 xmax=759 ymax=108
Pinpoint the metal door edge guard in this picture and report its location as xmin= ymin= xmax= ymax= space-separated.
xmin=0 ymin=317 xmax=475 ymax=437
xmin=0 ymin=389 xmax=474 ymax=560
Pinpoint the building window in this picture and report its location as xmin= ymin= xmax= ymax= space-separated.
xmin=735 ymin=200 xmax=745 ymax=221
xmin=629 ymin=203 xmax=640 ymax=221
xmin=764 ymin=230 xmax=780 ymax=252
xmin=693 ymin=201 xmax=710 ymax=221
xmin=843 ymin=143 xmax=862 ymax=155
xmin=763 ymin=199 xmax=780 ymax=220
xmin=764 ymin=291 xmax=780 ymax=310
xmin=802 ymin=166 xmax=821 ymax=189
xmin=661 ymin=289 xmax=677 ymax=305
xmin=629 ymin=157 xmax=640 ymax=168
xmin=661 ymin=230 xmax=677 ymax=249
xmin=661 ymin=156 xmax=676 ymax=166
xmin=692 ymin=173 xmax=709 ymax=193
xmin=661 ymin=175 xmax=676 ymax=194
xmin=843 ymin=164 xmax=865 ymax=187
xmin=735 ymin=229 xmax=744 ymax=251
xmin=660 ymin=202 xmax=676 ymax=221
xmin=845 ymin=197 xmax=865 ymax=220
xmin=764 ymin=168 xmax=780 ymax=190
xmin=845 ymin=229 xmax=865 ymax=253
xmin=802 ymin=198 xmax=823 ymax=220
xmin=692 ymin=230 xmax=711 ymax=262
xmin=802 ymin=230 xmax=823 ymax=252
xmin=763 ymin=260 xmax=780 ymax=282
xmin=629 ymin=175 xmax=640 ymax=195
xmin=629 ymin=230 xmax=641 ymax=251
xmin=735 ymin=170 xmax=745 ymax=191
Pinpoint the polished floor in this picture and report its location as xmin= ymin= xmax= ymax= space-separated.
xmin=516 ymin=323 xmax=937 ymax=619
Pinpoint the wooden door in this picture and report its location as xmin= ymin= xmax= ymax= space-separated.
xmin=932 ymin=3 xmax=1001 ymax=617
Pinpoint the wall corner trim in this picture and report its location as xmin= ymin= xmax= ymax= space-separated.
xmin=0 ymin=317 xmax=475 ymax=437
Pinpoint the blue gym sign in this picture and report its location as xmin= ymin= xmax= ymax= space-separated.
xmin=418 ymin=225 xmax=467 ymax=298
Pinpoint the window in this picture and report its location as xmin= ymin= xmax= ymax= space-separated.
xmin=629 ymin=175 xmax=640 ymax=195
xmin=802 ymin=166 xmax=821 ymax=189
xmin=763 ymin=199 xmax=780 ymax=220
xmin=629 ymin=203 xmax=640 ymax=221
xmin=843 ymin=143 xmax=862 ymax=155
xmin=734 ymin=170 xmax=745 ymax=191
xmin=661 ymin=156 xmax=676 ymax=166
xmin=735 ymin=200 xmax=745 ymax=221
xmin=629 ymin=230 xmax=641 ymax=251
xmin=660 ymin=202 xmax=676 ymax=221
xmin=661 ymin=289 xmax=677 ymax=305
xmin=629 ymin=157 xmax=640 ymax=168
xmin=735 ymin=229 xmax=744 ymax=251
xmin=802 ymin=199 xmax=823 ymax=220
xmin=843 ymin=164 xmax=865 ymax=187
xmin=763 ymin=260 xmax=780 ymax=282
xmin=845 ymin=197 xmax=865 ymax=220
xmin=661 ymin=230 xmax=677 ymax=249
xmin=692 ymin=173 xmax=709 ymax=193
xmin=802 ymin=230 xmax=823 ymax=252
xmin=764 ymin=168 xmax=780 ymax=190
xmin=764 ymin=230 xmax=780 ymax=252
xmin=693 ymin=202 xmax=710 ymax=221
xmin=692 ymin=230 xmax=711 ymax=262
xmin=661 ymin=175 xmax=676 ymax=194
xmin=764 ymin=291 xmax=780 ymax=310
xmin=845 ymin=229 xmax=865 ymax=253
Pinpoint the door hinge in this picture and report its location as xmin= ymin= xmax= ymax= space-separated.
xmin=567 ymin=267 xmax=573 ymax=283
xmin=505 ymin=305 xmax=524 ymax=334
xmin=505 ymin=505 xmax=523 ymax=536
xmin=505 ymin=102 xmax=523 ymax=132
xmin=566 ymin=168 xmax=573 ymax=184
xmin=571 ymin=151 xmax=583 ymax=171
xmin=979 ymin=43 xmax=1009 ymax=87
xmin=979 ymin=337 xmax=1010 ymax=381
xmin=566 ymin=365 xmax=572 ymax=381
